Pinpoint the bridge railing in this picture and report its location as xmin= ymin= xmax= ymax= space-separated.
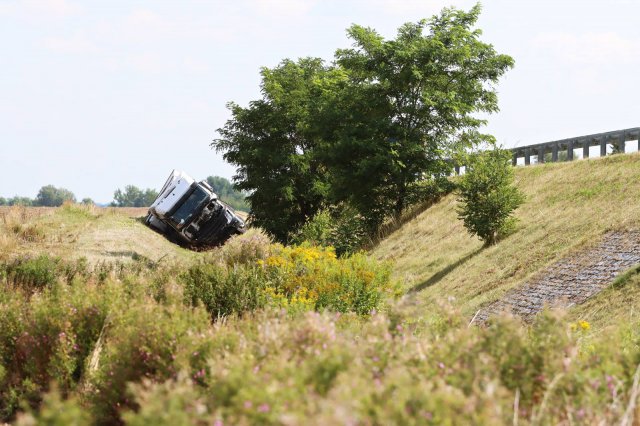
xmin=509 ymin=127 xmax=640 ymax=166
xmin=452 ymin=127 xmax=640 ymax=174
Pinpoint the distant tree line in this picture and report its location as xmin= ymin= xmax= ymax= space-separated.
xmin=0 ymin=185 xmax=77 ymax=207
xmin=1 ymin=176 xmax=247 ymax=210
xmin=110 ymin=176 xmax=247 ymax=210
xmin=111 ymin=186 xmax=158 ymax=207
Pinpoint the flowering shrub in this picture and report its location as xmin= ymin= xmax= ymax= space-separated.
xmin=259 ymin=245 xmax=396 ymax=314
xmin=0 ymin=280 xmax=110 ymax=418
xmin=4 ymin=254 xmax=640 ymax=425
xmin=88 ymin=302 xmax=213 ymax=424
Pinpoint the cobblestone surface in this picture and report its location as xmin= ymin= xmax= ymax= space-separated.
xmin=475 ymin=231 xmax=640 ymax=324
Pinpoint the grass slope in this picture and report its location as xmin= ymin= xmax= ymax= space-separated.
xmin=373 ymin=152 xmax=640 ymax=317
xmin=0 ymin=205 xmax=196 ymax=264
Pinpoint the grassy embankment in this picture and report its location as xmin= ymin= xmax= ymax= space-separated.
xmin=373 ymin=151 xmax=640 ymax=321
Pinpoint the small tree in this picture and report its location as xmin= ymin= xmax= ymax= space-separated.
xmin=457 ymin=147 xmax=524 ymax=245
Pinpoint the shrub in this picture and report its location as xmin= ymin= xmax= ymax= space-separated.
xmin=0 ymin=281 xmax=110 ymax=419
xmin=88 ymin=301 xmax=213 ymax=424
xmin=181 ymin=263 xmax=266 ymax=319
xmin=293 ymin=206 xmax=370 ymax=257
xmin=457 ymin=147 xmax=525 ymax=245
xmin=122 ymin=375 xmax=212 ymax=425
xmin=4 ymin=255 xmax=62 ymax=292
xmin=2 ymin=255 xmax=91 ymax=293
xmin=259 ymin=245 xmax=396 ymax=314
xmin=15 ymin=386 xmax=91 ymax=426
xmin=213 ymin=230 xmax=272 ymax=268
xmin=181 ymin=244 xmax=395 ymax=319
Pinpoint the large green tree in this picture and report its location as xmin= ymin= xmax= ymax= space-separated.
xmin=35 ymin=185 xmax=76 ymax=207
xmin=325 ymin=4 xmax=513 ymax=226
xmin=213 ymin=4 xmax=513 ymax=240
xmin=213 ymin=58 xmax=344 ymax=242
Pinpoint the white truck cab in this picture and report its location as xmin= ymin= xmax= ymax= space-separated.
xmin=145 ymin=170 xmax=245 ymax=247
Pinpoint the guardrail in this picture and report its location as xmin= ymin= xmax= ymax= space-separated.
xmin=453 ymin=127 xmax=640 ymax=174
xmin=509 ymin=127 xmax=640 ymax=166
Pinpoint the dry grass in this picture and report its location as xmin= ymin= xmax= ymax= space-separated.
xmin=372 ymin=152 xmax=640 ymax=317
xmin=0 ymin=203 xmax=257 ymax=266
xmin=568 ymin=268 xmax=640 ymax=334
xmin=0 ymin=204 xmax=197 ymax=264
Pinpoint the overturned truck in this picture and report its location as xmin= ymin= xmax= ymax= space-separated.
xmin=145 ymin=170 xmax=246 ymax=247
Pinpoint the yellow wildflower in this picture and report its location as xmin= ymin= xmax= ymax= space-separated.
xmin=579 ymin=320 xmax=590 ymax=331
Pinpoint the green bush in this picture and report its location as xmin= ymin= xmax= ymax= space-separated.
xmin=457 ymin=147 xmax=525 ymax=245
xmin=212 ymin=231 xmax=272 ymax=268
xmin=14 ymin=386 xmax=91 ymax=426
xmin=181 ymin=263 xmax=266 ymax=319
xmin=88 ymin=302 xmax=213 ymax=425
xmin=293 ymin=205 xmax=370 ymax=257
xmin=2 ymin=255 xmax=91 ymax=294
xmin=4 ymin=255 xmax=62 ymax=292
xmin=0 ymin=281 xmax=110 ymax=418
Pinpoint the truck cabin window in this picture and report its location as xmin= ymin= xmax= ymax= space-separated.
xmin=169 ymin=186 xmax=208 ymax=229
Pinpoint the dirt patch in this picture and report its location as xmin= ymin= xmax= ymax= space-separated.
xmin=475 ymin=230 xmax=640 ymax=323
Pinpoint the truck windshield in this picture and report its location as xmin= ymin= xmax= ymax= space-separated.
xmin=169 ymin=186 xmax=209 ymax=229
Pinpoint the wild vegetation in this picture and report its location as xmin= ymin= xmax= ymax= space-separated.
xmin=0 ymin=152 xmax=639 ymax=424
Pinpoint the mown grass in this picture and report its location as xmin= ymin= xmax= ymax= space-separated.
xmin=373 ymin=152 xmax=640 ymax=317
xmin=0 ymin=203 xmax=196 ymax=265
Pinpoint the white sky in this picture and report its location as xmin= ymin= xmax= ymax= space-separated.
xmin=1 ymin=0 xmax=638 ymax=203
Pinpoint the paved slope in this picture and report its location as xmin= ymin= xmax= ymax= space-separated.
xmin=474 ymin=231 xmax=640 ymax=323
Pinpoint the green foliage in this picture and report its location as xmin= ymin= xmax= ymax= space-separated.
xmin=206 ymin=176 xmax=249 ymax=211
xmin=181 ymin=263 xmax=266 ymax=319
xmin=111 ymin=185 xmax=158 ymax=207
xmin=122 ymin=375 xmax=211 ymax=425
xmin=1 ymin=255 xmax=90 ymax=293
xmin=3 ymin=250 xmax=640 ymax=424
xmin=0 ymin=281 xmax=109 ymax=418
xmin=35 ymin=185 xmax=76 ymax=207
xmin=15 ymin=387 xmax=92 ymax=426
xmin=214 ymin=5 xmax=512 ymax=240
xmin=182 ymin=244 xmax=394 ymax=318
xmin=259 ymin=245 xmax=395 ymax=314
xmin=214 ymin=58 xmax=339 ymax=242
xmin=0 ymin=196 xmax=34 ymax=206
xmin=88 ymin=301 xmax=212 ymax=424
xmin=457 ymin=147 xmax=525 ymax=245
xmin=293 ymin=206 xmax=370 ymax=257
xmin=80 ymin=197 xmax=94 ymax=205
xmin=327 ymin=5 xmax=513 ymax=227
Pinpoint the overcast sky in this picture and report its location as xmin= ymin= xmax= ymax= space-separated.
xmin=1 ymin=0 xmax=638 ymax=202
